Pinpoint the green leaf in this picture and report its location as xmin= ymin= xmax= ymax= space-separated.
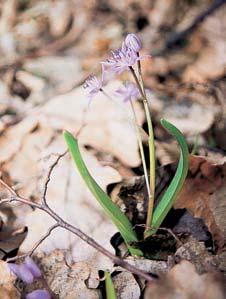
xmin=64 ymin=131 xmax=143 ymax=256
xmin=105 ymin=271 xmax=117 ymax=299
xmin=145 ymin=119 xmax=189 ymax=237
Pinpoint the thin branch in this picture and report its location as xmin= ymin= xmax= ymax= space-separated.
xmin=0 ymin=179 xmax=18 ymax=196
xmin=7 ymin=224 xmax=59 ymax=262
xmin=0 ymin=179 xmax=156 ymax=282
xmin=41 ymin=150 xmax=68 ymax=205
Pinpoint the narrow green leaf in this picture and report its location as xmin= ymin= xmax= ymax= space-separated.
xmin=145 ymin=119 xmax=189 ymax=237
xmin=64 ymin=131 xmax=143 ymax=256
xmin=105 ymin=271 xmax=117 ymax=299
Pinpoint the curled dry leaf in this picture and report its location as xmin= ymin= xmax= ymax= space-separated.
xmin=174 ymin=155 xmax=226 ymax=249
xmin=0 ymin=226 xmax=27 ymax=260
xmin=144 ymin=260 xmax=225 ymax=299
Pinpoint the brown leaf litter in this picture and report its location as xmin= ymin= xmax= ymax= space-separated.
xmin=175 ymin=155 xmax=226 ymax=250
xmin=144 ymin=260 xmax=225 ymax=299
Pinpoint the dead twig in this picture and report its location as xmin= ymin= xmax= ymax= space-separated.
xmin=7 ymin=224 xmax=59 ymax=262
xmin=0 ymin=178 xmax=156 ymax=282
xmin=41 ymin=150 xmax=68 ymax=205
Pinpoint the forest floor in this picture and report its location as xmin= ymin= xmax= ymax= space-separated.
xmin=0 ymin=1 xmax=225 ymax=298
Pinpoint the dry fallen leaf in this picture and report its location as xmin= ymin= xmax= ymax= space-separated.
xmin=162 ymin=99 xmax=218 ymax=135
xmin=0 ymin=226 xmax=27 ymax=259
xmin=182 ymin=7 xmax=226 ymax=83
xmin=0 ymin=116 xmax=38 ymax=164
xmin=144 ymin=260 xmax=225 ymax=299
xmin=175 ymin=239 xmax=223 ymax=274
xmin=174 ymin=155 xmax=226 ymax=249
xmin=24 ymin=56 xmax=82 ymax=93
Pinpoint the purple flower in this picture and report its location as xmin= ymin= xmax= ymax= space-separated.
xmin=125 ymin=33 xmax=142 ymax=52
xmin=101 ymin=42 xmax=144 ymax=76
xmin=101 ymin=44 xmax=133 ymax=75
xmin=8 ymin=263 xmax=34 ymax=284
xmin=83 ymin=75 xmax=103 ymax=101
xmin=25 ymin=256 xmax=42 ymax=278
xmin=8 ymin=257 xmax=42 ymax=284
xmin=115 ymin=82 xmax=140 ymax=103
xmin=26 ymin=289 xmax=51 ymax=299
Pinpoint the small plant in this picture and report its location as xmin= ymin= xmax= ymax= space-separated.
xmin=64 ymin=33 xmax=189 ymax=256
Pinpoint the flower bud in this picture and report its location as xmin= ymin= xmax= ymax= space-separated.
xmin=125 ymin=33 xmax=142 ymax=52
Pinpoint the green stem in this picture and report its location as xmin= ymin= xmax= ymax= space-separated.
xmin=129 ymin=66 xmax=156 ymax=235
xmin=130 ymin=100 xmax=151 ymax=199
xmin=191 ymin=133 xmax=199 ymax=155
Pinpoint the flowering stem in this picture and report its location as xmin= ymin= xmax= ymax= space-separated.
xmin=101 ymin=88 xmax=151 ymax=201
xmin=129 ymin=66 xmax=155 ymax=236
xmin=137 ymin=59 xmax=144 ymax=94
xmin=129 ymin=100 xmax=151 ymax=199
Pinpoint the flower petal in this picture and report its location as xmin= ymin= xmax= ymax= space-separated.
xmin=26 ymin=289 xmax=51 ymax=299
xmin=8 ymin=263 xmax=34 ymax=284
xmin=25 ymin=257 xmax=42 ymax=278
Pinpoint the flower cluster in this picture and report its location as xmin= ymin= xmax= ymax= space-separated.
xmin=84 ymin=33 xmax=147 ymax=103
xmin=101 ymin=42 xmax=141 ymax=76
xmin=8 ymin=257 xmax=51 ymax=299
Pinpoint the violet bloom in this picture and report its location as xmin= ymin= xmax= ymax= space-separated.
xmin=101 ymin=42 xmax=144 ymax=76
xmin=8 ymin=263 xmax=34 ymax=284
xmin=26 ymin=289 xmax=51 ymax=299
xmin=25 ymin=256 xmax=42 ymax=278
xmin=125 ymin=33 xmax=142 ymax=53
xmin=115 ymin=82 xmax=140 ymax=103
xmin=83 ymin=75 xmax=102 ymax=101
xmin=8 ymin=257 xmax=42 ymax=284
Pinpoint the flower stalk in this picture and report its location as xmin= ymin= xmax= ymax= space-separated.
xmin=129 ymin=100 xmax=151 ymax=199
xmin=129 ymin=66 xmax=156 ymax=234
